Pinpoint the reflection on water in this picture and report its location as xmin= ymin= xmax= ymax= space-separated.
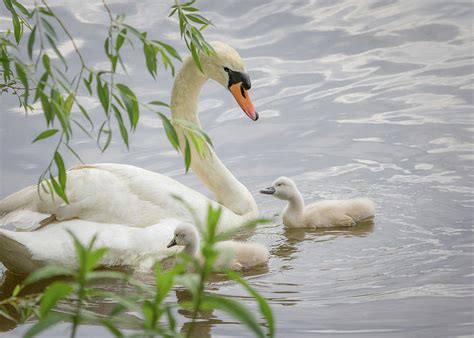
xmin=1 ymin=0 xmax=473 ymax=336
xmin=273 ymin=218 xmax=375 ymax=260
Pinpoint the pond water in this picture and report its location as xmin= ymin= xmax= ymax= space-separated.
xmin=1 ymin=0 xmax=473 ymax=337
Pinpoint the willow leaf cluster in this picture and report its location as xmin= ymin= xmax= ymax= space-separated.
xmin=1 ymin=0 xmax=214 ymax=203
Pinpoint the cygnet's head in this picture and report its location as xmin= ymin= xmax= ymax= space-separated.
xmin=167 ymin=223 xmax=199 ymax=252
xmin=260 ymin=176 xmax=299 ymax=201
xmin=199 ymin=41 xmax=258 ymax=121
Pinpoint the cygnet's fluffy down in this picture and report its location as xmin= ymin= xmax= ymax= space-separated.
xmin=260 ymin=177 xmax=375 ymax=228
xmin=167 ymin=223 xmax=269 ymax=270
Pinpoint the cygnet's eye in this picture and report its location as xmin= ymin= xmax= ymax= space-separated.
xmin=276 ymin=183 xmax=282 ymax=187
xmin=223 ymin=66 xmax=230 ymax=73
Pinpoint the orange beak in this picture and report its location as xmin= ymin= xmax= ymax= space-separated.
xmin=229 ymin=82 xmax=258 ymax=121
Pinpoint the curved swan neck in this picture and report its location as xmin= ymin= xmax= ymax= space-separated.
xmin=284 ymin=191 xmax=305 ymax=226
xmin=170 ymin=58 xmax=257 ymax=216
xmin=289 ymin=191 xmax=305 ymax=214
xmin=171 ymin=59 xmax=207 ymax=124
xmin=185 ymin=231 xmax=200 ymax=256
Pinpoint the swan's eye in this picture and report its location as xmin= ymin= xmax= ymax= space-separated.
xmin=277 ymin=183 xmax=282 ymax=187
xmin=223 ymin=67 xmax=230 ymax=73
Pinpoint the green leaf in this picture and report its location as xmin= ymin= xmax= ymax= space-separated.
xmin=23 ymin=265 xmax=73 ymax=286
xmin=142 ymin=300 xmax=155 ymax=329
xmin=41 ymin=18 xmax=57 ymax=40
xmin=27 ymin=25 xmax=36 ymax=59
xmin=87 ymin=271 xmax=128 ymax=281
xmin=39 ymin=92 xmax=52 ymax=125
xmin=201 ymin=295 xmax=265 ymax=338
xmin=112 ymin=104 xmax=129 ymax=148
xmin=0 ymin=46 xmax=11 ymax=83
xmin=53 ymin=151 xmax=66 ymax=189
xmin=37 ymin=7 xmax=53 ymax=16
xmin=189 ymin=42 xmax=203 ymax=72
xmin=148 ymin=100 xmax=169 ymax=107
xmin=84 ymin=71 xmax=93 ymax=95
xmin=159 ymin=49 xmax=175 ymax=76
xmin=116 ymin=28 xmax=127 ymax=51
xmin=11 ymin=11 xmax=22 ymax=44
xmin=77 ymin=103 xmax=93 ymax=128
xmin=187 ymin=14 xmax=211 ymax=25
xmin=157 ymin=112 xmax=179 ymax=151
xmin=100 ymin=319 xmax=124 ymax=338
xmin=50 ymin=89 xmax=71 ymax=137
xmin=228 ymin=271 xmax=275 ymax=337
xmin=12 ymin=284 xmax=21 ymax=297
xmin=143 ymin=42 xmax=157 ymax=78
xmin=42 ymin=54 xmax=51 ymax=71
xmin=154 ymin=263 xmax=176 ymax=302
xmin=188 ymin=133 xmax=205 ymax=158
xmin=33 ymin=129 xmax=59 ymax=143
xmin=116 ymin=83 xmax=139 ymax=130
xmin=24 ymin=312 xmax=66 ymax=338
xmin=104 ymin=36 xmax=110 ymax=57
xmin=45 ymin=34 xmax=67 ymax=69
xmin=175 ymin=273 xmax=200 ymax=296
xmin=182 ymin=6 xmax=199 ymax=12
xmin=39 ymin=282 xmax=74 ymax=318
xmin=70 ymin=231 xmax=87 ymax=270
xmin=65 ymin=142 xmax=85 ymax=164
xmin=120 ymin=23 xmax=142 ymax=40
xmin=96 ymin=75 xmax=110 ymax=114
xmin=155 ymin=41 xmax=182 ymax=61
xmin=97 ymin=121 xmax=112 ymax=152
xmin=165 ymin=307 xmax=176 ymax=332
xmin=14 ymin=62 xmax=28 ymax=103
xmin=12 ymin=1 xmax=30 ymax=16
xmin=34 ymin=71 xmax=49 ymax=102
xmin=85 ymin=247 xmax=108 ymax=272
xmin=3 ymin=0 xmax=14 ymax=11
xmin=50 ymin=174 xmax=69 ymax=203
xmin=64 ymin=93 xmax=74 ymax=114
xmin=184 ymin=136 xmax=191 ymax=173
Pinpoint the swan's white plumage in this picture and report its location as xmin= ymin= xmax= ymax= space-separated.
xmin=0 ymin=42 xmax=258 ymax=234
xmin=261 ymin=177 xmax=375 ymax=228
xmin=170 ymin=223 xmax=269 ymax=270
xmin=0 ymin=218 xmax=183 ymax=275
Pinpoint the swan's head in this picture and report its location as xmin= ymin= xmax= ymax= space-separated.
xmin=167 ymin=223 xmax=199 ymax=252
xmin=200 ymin=41 xmax=258 ymax=121
xmin=260 ymin=176 xmax=299 ymax=201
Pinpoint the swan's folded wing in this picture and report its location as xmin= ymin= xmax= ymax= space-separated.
xmin=0 ymin=210 xmax=51 ymax=231
xmin=93 ymin=164 xmax=212 ymax=222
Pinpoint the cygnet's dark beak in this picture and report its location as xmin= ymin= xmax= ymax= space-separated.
xmin=260 ymin=186 xmax=276 ymax=195
xmin=167 ymin=238 xmax=177 ymax=248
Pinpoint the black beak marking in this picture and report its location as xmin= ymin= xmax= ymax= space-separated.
xmin=240 ymin=85 xmax=246 ymax=98
xmin=167 ymin=238 xmax=177 ymax=248
xmin=260 ymin=187 xmax=276 ymax=195
xmin=227 ymin=68 xmax=251 ymax=90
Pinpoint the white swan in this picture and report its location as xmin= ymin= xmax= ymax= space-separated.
xmin=167 ymin=223 xmax=269 ymax=270
xmin=0 ymin=215 xmax=183 ymax=274
xmin=260 ymin=177 xmax=375 ymax=228
xmin=0 ymin=42 xmax=259 ymax=233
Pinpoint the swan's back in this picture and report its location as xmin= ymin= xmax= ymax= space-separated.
xmin=305 ymin=198 xmax=375 ymax=227
xmin=214 ymin=241 xmax=269 ymax=269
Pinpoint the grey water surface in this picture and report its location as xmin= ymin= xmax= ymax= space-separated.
xmin=0 ymin=0 xmax=473 ymax=337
